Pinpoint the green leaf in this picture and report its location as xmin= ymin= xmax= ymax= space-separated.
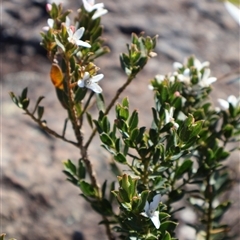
xmin=122 ymin=97 xmax=129 ymax=108
xmin=9 ymin=92 xmax=19 ymax=106
xmin=21 ymin=98 xmax=30 ymax=109
xmin=212 ymin=201 xmax=231 ymax=222
xmin=74 ymin=87 xmax=87 ymax=102
xmin=91 ymin=198 xmax=113 ymax=216
xmin=102 ymin=116 xmax=111 ymax=133
xmin=37 ymin=106 xmax=44 ymax=120
xmin=86 ymin=112 xmax=93 ymax=129
xmin=32 ymin=96 xmax=45 ymax=115
xmin=175 ymin=159 xmax=193 ymax=179
xmin=21 ymin=87 xmax=28 ymax=100
xmin=64 ymin=159 xmax=77 ymax=175
xmin=78 ymin=159 xmax=86 ymax=179
xmin=100 ymin=133 xmax=114 ymax=146
xmin=162 ymin=231 xmax=171 ymax=240
xmin=101 ymin=180 xmax=107 ymax=199
xmin=160 ymin=221 xmax=177 ymax=233
xmin=96 ymin=93 xmax=105 ymax=112
xmin=0 ymin=234 xmax=6 ymax=240
xmin=114 ymin=153 xmax=127 ymax=164
xmin=189 ymin=120 xmax=203 ymax=138
xmin=79 ymin=180 xmax=98 ymax=198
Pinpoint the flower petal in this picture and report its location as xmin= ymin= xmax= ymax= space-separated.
xmin=92 ymin=8 xmax=108 ymax=19
xmin=150 ymin=211 xmax=160 ymax=229
xmin=228 ymin=95 xmax=237 ymax=106
xmin=65 ymin=16 xmax=71 ymax=27
xmin=206 ymin=77 xmax=217 ymax=85
xmin=173 ymin=62 xmax=183 ymax=70
xmin=144 ymin=201 xmax=150 ymax=213
xmin=218 ymin=99 xmax=229 ymax=109
xmin=88 ymin=83 xmax=102 ymax=93
xmin=82 ymin=0 xmax=94 ymax=12
xmin=92 ymin=3 xmax=104 ymax=10
xmin=47 ymin=18 xmax=54 ymax=28
xmin=150 ymin=194 xmax=161 ymax=211
xmin=78 ymin=80 xmax=85 ymax=88
xmin=91 ymin=74 xmax=104 ymax=83
xmin=224 ymin=1 xmax=240 ymax=26
xmin=76 ymin=40 xmax=91 ymax=48
xmin=74 ymin=27 xmax=85 ymax=40
xmin=83 ymin=72 xmax=90 ymax=81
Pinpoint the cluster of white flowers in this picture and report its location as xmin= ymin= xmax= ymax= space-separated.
xmin=43 ymin=0 xmax=107 ymax=93
xmin=173 ymin=58 xmax=217 ymax=87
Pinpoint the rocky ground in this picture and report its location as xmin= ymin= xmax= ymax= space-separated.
xmin=1 ymin=0 xmax=239 ymax=240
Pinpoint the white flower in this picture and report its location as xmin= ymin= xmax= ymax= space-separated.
xmin=141 ymin=194 xmax=161 ymax=229
xmin=198 ymin=68 xmax=217 ymax=87
xmin=77 ymin=72 xmax=103 ymax=93
xmin=193 ymin=58 xmax=209 ymax=71
xmin=224 ymin=1 xmax=240 ymax=26
xmin=165 ymin=107 xmax=179 ymax=130
xmin=67 ymin=27 xmax=91 ymax=48
xmin=42 ymin=16 xmax=70 ymax=31
xmin=82 ymin=0 xmax=108 ymax=19
xmin=173 ymin=62 xmax=183 ymax=70
xmin=42 ymin=18 xmax=54 ymax=31
xmin=177 ymin=68 xmax=191 ymax=84
xmin=218 ymin=95 xmax=240 ymax=109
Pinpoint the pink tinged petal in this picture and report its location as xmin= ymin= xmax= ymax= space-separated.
xmin=218 ymin=99 xmax=229 ymax=109
xmin=78 ymin=80 xmax=85 ymax=88
xmin=88 ymin=83 xmax=102 ymax=93
xmin=76 ymin=40 xmax=91 ymax=48
xmin=91 ymin=74 xmax=104 ymax=83
xmin=46 ymin=3 xmax=52 ymax=12
xmin=92 ymin=8 xmax=108 ymax=20
xmin=74 ymin=27 xmax=85 ymax=40
xmin=150 ymin=211 xmax=160 ymax=229
xmin=150 ymin=194 xmax=161 ymax=211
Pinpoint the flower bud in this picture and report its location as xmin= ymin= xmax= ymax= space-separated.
xmin=46 ymin=3 xmax=52 ymax=13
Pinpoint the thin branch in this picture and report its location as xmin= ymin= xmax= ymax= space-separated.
xmin=85 ymin=74 xmax=135 ymax=149
xmin=24 ymin=109 xmax=78 ymax=147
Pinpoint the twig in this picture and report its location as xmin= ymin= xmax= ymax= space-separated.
xmin=85 ymin=74 xmax=135 ymax=149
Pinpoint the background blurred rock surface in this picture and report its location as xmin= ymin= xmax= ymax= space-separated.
xmin=1 ymin=0 xmax=239 ymax=239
